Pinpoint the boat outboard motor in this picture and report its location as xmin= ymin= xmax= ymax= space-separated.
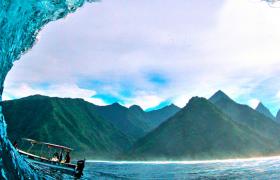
xmin=75 ymin=159 xmax=85 ymax=178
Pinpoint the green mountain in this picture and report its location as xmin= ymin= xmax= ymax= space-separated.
xmin=128 ymin=104 xmax=180 ymax=129
xmin=92 ymin=103 xmax=150 ymax=140
xmin=276 ymin=110 xmax=280 ymax=124
xmin=92 ymin=103 xmax=180 ymax=140
xmin=146 ymin=104 xmax=180 ymax=129
xmin=5 ymin=92 xmax=279 ymax=161
xmin=209 ymin=90 xmax=280 ymax=142
xmin=129 ymin=97 xmax=277 ymax=160
xmin=1 ymin=95 xmax=179 ymax=158
xmin=1 ymin=95 xmax=133 ymax=159
xmin=255 ymin=102 xmax=275 ymax=120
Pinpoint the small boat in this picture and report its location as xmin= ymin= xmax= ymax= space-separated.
xmin=15 ymin=138 xmax=85 ymax=178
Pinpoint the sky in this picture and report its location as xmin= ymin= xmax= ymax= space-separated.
xmin=3 ymin=0 xmax=280 ymax=114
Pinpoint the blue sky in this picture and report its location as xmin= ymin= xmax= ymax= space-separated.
xmin=3 ymin=0 xmax=280 ymax=114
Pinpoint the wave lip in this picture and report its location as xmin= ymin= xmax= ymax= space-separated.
xmin=0 ymin=0 xmax=96 ymax=179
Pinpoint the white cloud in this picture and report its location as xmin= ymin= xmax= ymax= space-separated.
xmin=2 ymin=94 xmax=12 ymax=101
xmin=2 ymin=83 xmax=108 ymax=106
xmin=84 ymin=97 xmax=107 ymax=106
xmin=123 ymin=92 xmax=164 ymax=110
xmin=248 ymin=98 xmax=260 ymax=109
xmin=3 ymin=0 xmax=280 ymax=112
xmin=275 ymin=91 xmax=280 ymax=100
xmin=173 ymin=95 xmax=191 ymax=108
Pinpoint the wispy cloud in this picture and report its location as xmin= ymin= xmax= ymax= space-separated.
xmin=3 ymin=83 xmax=106 ymax=105
xmin=3 ymin=0 xmax=280 ymax=113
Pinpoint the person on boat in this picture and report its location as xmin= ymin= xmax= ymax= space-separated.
xmin=13 ymin=140 xmax=18 ymax=149
xmin=59 ymin=151 xmax=63 ymax=162
xmin=51 ymin=152 xmax=59 ymax=162
xmin=65 ymin=151 xmax=71 ymax=163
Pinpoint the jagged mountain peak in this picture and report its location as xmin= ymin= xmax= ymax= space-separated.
xmin=129 ymin=105 xmax=143 ymax=112
xmin=255 ymin=102 xmax=275 ymax=120
xmin=209 ymin=90 xmax=233 ymax=103
xmin=276 ymin=110 xmax=280 ymax=123
xmin=168 ymin=103 xmax=180 ymax=109
xmin=130 ymin=97 xmax=274 ymax=160
xmin=110 ymin=102 xmax=125 ymax=108
xmin=256 ymin=102 xmax=265 ymax=109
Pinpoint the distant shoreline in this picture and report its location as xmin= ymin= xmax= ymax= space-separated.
xmin=85 ymin=155 xmax=280 ymax=164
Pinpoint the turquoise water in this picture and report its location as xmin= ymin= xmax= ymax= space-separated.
xmin=81 ymin=156 xmax=280 ymax=179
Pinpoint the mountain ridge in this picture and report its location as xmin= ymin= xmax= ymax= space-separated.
xmin=209 ymin=91 xmax=280 ymax=143
xmin=256 ymin=102 xmax=275 ymax=120
xmin=1 ymin=95 xmax=180 ymax=157
xmin=3 ymin=92 xmax=280 ymax=160
xmin=1 ymin=96 xmax=133 ymax=158
xmin=128 ymin=97 xmax=278 ymax=160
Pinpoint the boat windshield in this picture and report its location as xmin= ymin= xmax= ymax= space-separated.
xmin=18 ymin=138 xmax=73 ymax=163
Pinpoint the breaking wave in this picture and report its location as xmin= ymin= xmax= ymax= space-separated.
xmin=0 ymin=0 xmax=95 ymax=179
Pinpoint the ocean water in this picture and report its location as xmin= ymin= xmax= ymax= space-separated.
xmin=80 ymin=156 xmax=280 ymax=179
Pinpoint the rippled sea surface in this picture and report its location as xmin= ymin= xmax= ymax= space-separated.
xmin=79 ymin=156 xmax=280 ymax=179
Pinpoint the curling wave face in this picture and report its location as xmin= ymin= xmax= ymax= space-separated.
xmin=0 ymin=0 xmax=94 ymax=179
